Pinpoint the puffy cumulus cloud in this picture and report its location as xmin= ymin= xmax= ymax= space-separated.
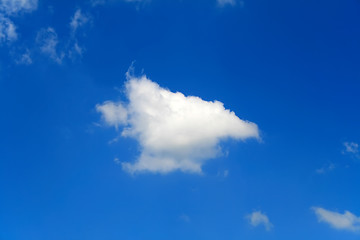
xmin=0 ymin=0 xmax=37 ymax=15
xmin=36 ymin=27 xmax=64 ymax=64
xmin=312 ymin=207 xmax=360 ymax=232
xmin=0 ymin=14 xmax=17 ymax=42
xmin=246 ymin=211 xmax=273 ymax=231
xmin=96 ymin=72 xmax=260 ymax=174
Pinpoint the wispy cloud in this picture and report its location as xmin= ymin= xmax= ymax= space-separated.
xmin=68 ymin=9 xmax=91 ymax=60
xmin=0 ymin=0 xmax=38 ymax=15
xmin=0 ymin=14 xmax=17 ymax=43
xmin=217 ymin=169 xmax=229 ymax=178
xmin=246 ymin=211 xmax=273 ymax=231
xmin=70 ymin=9 xmax=89 ymax=34
xmin=96 ymin=68 xmax=260 ymax=174
xmin=15 ymin=48 xmax=32 ymax=65
xmin=316 ymin=163 xmax=335 ymax=174
xmin=179 ymin=214 xmax=190 ymax=223
xmin=35 ymin=8 xmax=91 ymax=64
xmin=0 ymin=0 xmax=38 ymax=45
xmin=312 ymin=207 xmax=360 ymax=232
xmin=91 ymin=0 xmax=147 ymax=6
xmin=343 ymin=142 xmax=359 ymax=159
xmin=36 ymin=27 xmax=64 ymax=64
xmin=217 ymin=0 xmax=236 ymax=7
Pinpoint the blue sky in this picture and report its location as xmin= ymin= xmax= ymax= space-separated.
xmin=1 ymin=0 xmax=360 ymax=239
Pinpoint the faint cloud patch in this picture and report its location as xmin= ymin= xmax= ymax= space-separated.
xmin=0 ymin=0 xmax=38 ymax=47
xmin=179 ymin=214 xmax=190 ymax=223
xmin=36 ymin=27 xmax=64 ymax=64
xmin=15 ymin=48 xmax=32 ymax=65
xmin=35 ymin=8 xmax=91 ymax=64
xmin=0 ymin=15 xmax=17 ymax=43
xmin=217 ymin=0 xmax=236 ymax=7
xmin=217 ymin=169 xmax=229 ymax=178
xmin=246 ymin=211 xmax=273 ymax=231
xmin=343 ymin=142 xmax=359 ymax=158
xmin=91 ymin=0 xmax=149 ymax=9
xmin=70 ymin=9 xmax=89 ymax=34
xmin=0 ymin=0 xmax=38 ymax=15
xmin=316 ymin=163 xmax=335 ymax=175
xmin=114 ymin=157 xmax=121 ymax=165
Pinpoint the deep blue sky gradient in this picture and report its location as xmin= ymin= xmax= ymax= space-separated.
xmin=1 ymin=0 xmax=360 ymax=239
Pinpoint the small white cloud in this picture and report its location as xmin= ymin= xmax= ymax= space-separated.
xmin=217 ymin=0 xmax=236 ymax=7
xmin=70 ymin=9 xmax=89 ymax=33
xmin=97 ymin=70 xmax=260 ymax=174
xmin=0 ymin=15 xmax=17 ymax=43
xmin=0 ymin=0 xmax=38 ymax=15
xmin=312 ymin=207 xmax=360 ymax=232
xmin=316 ymin=163 xmax=335 ymax=174
xmin=246 ymin=211 xmax=273 ymax=231
xmin=96 ymin=101 xmax=128 ymax=129
xmin=36 ymin=27 xmax=64 ymax=64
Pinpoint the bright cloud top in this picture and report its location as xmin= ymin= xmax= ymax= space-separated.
xmin=246 ymin=211 xmax=273 ymax=231
xmin=96 ymin=72 xmax=259 ymax=174
xmin=312 ymin=207 xmax=360 ymax=232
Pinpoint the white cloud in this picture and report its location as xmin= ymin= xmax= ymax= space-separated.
xmin=246 ymin=211 xmax=273 ymax=231
xmin=0 ymin=0 xmax=38 ymax=15
xmin=217 ymin=0 xmax=236 ymax=7
xmin=96 ymin=71 xmax=259 ymax=174
xmin=96 ymin=101 xmax=128 ymax=129
xmin=36 ymin=27 xmax=64 ymax=64
xmin=70 ymin=9 xmax=89 ymax=33
xmin=0 ymin=15 xmax=17 ymax=42
xmin=312 ymin=207 xmax=360 ymax=232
